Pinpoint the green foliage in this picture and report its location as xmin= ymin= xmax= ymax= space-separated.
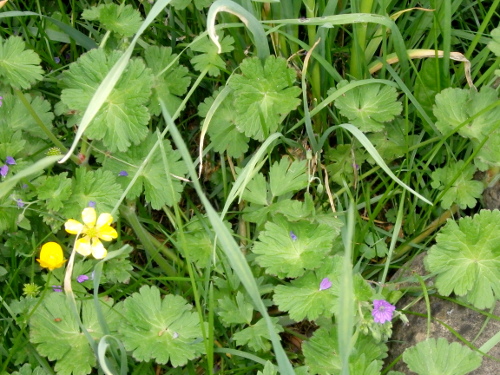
xmin=82 ymin=3 xmax=143 ymax=37
xmin=332 ymin=81 xmax=402 ymax=132
xmin=102 ymin=133 xmax=187 ymax=209
xmin=425 ymin=210 xmax=500 ymax=309
xmin=118 ymin=285 xmax=205 ymax=367
xmin=487 ymin=27 xmax=500 ymax=57
xmin=10 ymin=364 xmax=48 ymax=375
xmin=430 ymin=160 xmax=483 ymax=209
xmin=190 ymin=32 xmax=234 ymax=76
xmin=35 ymin=173 xmax=72 ymax=211
xmin=0 ymin=36 xmax=44 ymax=90
xmin=232 ymin=317 xmax=283 ymax=352
xmin=403 ymin=338 xmax=482 ymax=375
xmin=229 ymin=56 xmax=301 ymax=140
xmin=269 ymin=158 xmax=308 ymax=198
xmin=217 ymin=291 xmax=253 ymax=326
xmin=325 ymin=145 xmax=366 ymax=186
xmin=59 ymin=48 xmax=153 ymax=152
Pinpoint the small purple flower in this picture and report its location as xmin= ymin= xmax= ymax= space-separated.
xmin=0 ymin=165 xmax=8 ymax=177
xmin=353 ymin=163 xmax=359 ymax=170
xmin=52 ymin=285 xmax=63 ymax=292
xmin=0 ymin=96 xmax=3 ymax=107
xmin=372 ymin=299 xmax=396 ymax=324
xmin=5 ymin=156 xmax=15 ymax=165
xmin=319 ymin=277 xmax=332 ymax=291
xmin=88 ymin=201 xmax=96 ymax=208
xmin=16 ymin=199 xmax=24 ymax=208
xmin=76 ymin=274 xmax=89 ymax=283
xmin=289 ymin=231 xmax=298 ymax=241
xmin=54 ymin=56 xmax=61 ymax=64
xmin=118 ymin=170 xmax=128 ymax=177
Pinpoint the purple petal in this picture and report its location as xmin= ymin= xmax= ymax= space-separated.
xmin=289 ymin=231 xmax=298 ymax=241
xmin=0 ymin=165 xmax=8 ymax=177
xmin=0 ymin=96 xmax=3 ymax=107
xmin=76 ymin=275 xmax=89 ymax=283
xmin=5 ymin=156 xmax=15 ymax=165
xmin=16 ymin=199 xmax=24 ymax=208
xmin=52 ymin=285 xmax=63 ymax=292
xmin=54 ymin=56 xmax=61 ymax=64
xmin=319 ymin=277 xmax=332 ymax=291
xmin=88 ymin=201 xmax=96 ymax=208
xmin=118 ymin=170 xmax=128 ymax=177
xmin=371 ymin=299 xmax=396 ymax=324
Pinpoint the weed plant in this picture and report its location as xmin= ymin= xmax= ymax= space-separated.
xmin=1 ymin=0 xmax=500 ymax=374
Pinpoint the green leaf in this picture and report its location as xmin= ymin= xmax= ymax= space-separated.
xmin=102 ymin=133 xmax=187 ymax=209
xmin=430 ymin=160 xmax=483 ymax=209
xmin=360 ymin=232 xmax=388 ymax=259
xmin=325 ymin=144 xmax=366 ymax=186
xmin=198 ymin=88 xmax=250 ymax=158
xmin=425 ymin=210 xmax=500 ymax=309
xmin=0 ymin=36 xmax=43 ymax=89
xmin=474 ymin=132 xmax=500 ymax=170
xmin=252 ymin=216 xmax=337 ymax=278
xmin=171 ymin=0 xmax=213 ymax=10
xmin=269 ymin=157 xmax=308 ymax=198
xmin=217 ymin=291 xmax=254 ymax=326
xmin=10 ymin=364 xmax=48 ymax=375
xmin=82 ymin=3 xmax=143 ymax=37
xmin=229 ymin=56 xmax=301 ymax=140
xmin=118 ymin=285 xmax=205 ymax=366
xmin=62 ymin=168 xmax=123 ymax=221
xmin=332 ymin=81 xmax=402 ymax=132
xmin=258 ymin=361 xmax=278 ymax=375
xmin=35 ymin=173 xmax=72 ymax=211
xmin=145 ymin=45 xmax=191 ymax=116
xmin=433 ymin=87 xmax=500 ymax=139
xmin=29 ymin=293 xmax=119 ymax=375
xmin=60 ymin=48 xmax=153 ymax=152
xmin=273 ymin=259 xmax=341 ymax=321
xmin=0 ymin=92 xmax=54 ymax=140
xmin=241 ymin=171 xmax=269 ymax=206
xmin=103 ymin=245 xmax=133 ymax=283
xmin=232 ymin=317 xmax=283 ymax=352
xmin=190 ymin=32 xmax=234 ymax=76
xmin=488 ymin=27 xmax=500 ymax=57
xmin=365 ymin=120 xmax=410 ymax=162
xmin=403 ymin=338 xmax=482 ymax=375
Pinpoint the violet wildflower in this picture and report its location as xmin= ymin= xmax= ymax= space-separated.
xmin=77 ymin=274 xmax=89 ymax=283
xmin=5 ymin=156 xmax=15 ymax=165
xmin=371 ymin=299 xmax=396 ymax=324
xmin=118 ymin=170 xmax=128 ymax=177
xmin=16 ymin=199 xmax=24 ymax=208
xmin=0 ymin=165 xmax=8 ymax=177
xmin=54 ymin=56 xmax=61 ymax=64
xmin=0 ymin=96 xmax=3 ymax=107
xmin=319 ymin=277 xmax=332 ymax=291
xmin=88 ymin=201 xmax=96 ymax=208
xmin=289 ymin=231 xmax=298 ymax=241
xmin=52 ymin=285 xmax=63 ymax=292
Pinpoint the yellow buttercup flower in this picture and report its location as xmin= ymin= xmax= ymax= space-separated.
xmin=37 ymin=242 xmax=67 ymax=271
xmin=64 ymin=207 xmax=118 ymax=259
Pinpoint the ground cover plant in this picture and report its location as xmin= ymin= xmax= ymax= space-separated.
xmin=1 ymin=0 xmax=500 ymax=374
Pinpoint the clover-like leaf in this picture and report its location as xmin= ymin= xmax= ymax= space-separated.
xmin=269 ymin=157 xmax=308 ymax=198
xmin=102 ymin=132 xmax=187 ymax=209
xmin=252 ymin=216 xmax=337 ymax=278
xmin=60 ymin=48 xmax=153 ymax=152
xmin=144 ymin=45 xmax=191 ymax=116
xmin=35 ymin=173 xmax=72 ymax=211
xmin=190 ymin=32 xmax=234 ymax=77
xmin=198 ymin=88 xmax=250 ymax=158
xmin=0 ymin=36 xmax=44 ymax=89
xmin=82 ymin=3 xmax=143 ymax=37
xmin=232 ymin=317 xmax=283 ymax=352
xmin=62 ymin=168 xmax=123 ymax=221
xmin=118 ymin=285 xmax=205 ymax=367
xmin=425 ymin=210 xmax=500 ymax=309
xmin=488 ymin=27 xmax=500 ymax=57
xmin=332 ymin=81 xmax=402 ymax=132
xmin=29 ymin=293 xmax=119 ymax=375
xmin=430 ymin=160 xmax=483 ymax=209
xmin=229 ymin=56 xmax=301 ymax=140
xmin=433 ymin=87 xmax=500 ymax=139
xmin=403 ymin=338 xmax=482 ymax=375
xmin=273 ymin=259 xmax=341 ymax=321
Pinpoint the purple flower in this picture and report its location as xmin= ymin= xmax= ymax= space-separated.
xmin=372 ymin=299 xmax=396 ymax=324
xmin=0 ymin=96 xmax=3 ymax=107
xmin=319 ymin=277 xmax=332 ymax=291
xmin=118 ymin=170 xmax=128 ymax=177
xmin=52 ymin=285 xmax=63 ymax=292
xmin=289 ymin=231 xmax=298 ymax=241
xmin=54 ymin=56 xmax=61 ymax=64
xmin=88 ymin=201 xmax=96 ymax=208
xmin=5 ymin=156 xmax=15 ymax=165
xmin=16 ymin=199 xmax=24 ymax=208
xmin=77 ymin=274 xmax=89 ymax=283
xmin=0 ymin=165 xmax=8 ymax=177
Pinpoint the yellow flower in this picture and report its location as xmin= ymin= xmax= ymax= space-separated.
xmin=64 ymin=207 xmax=118 ymax=259
xmin=37 ymin=242 xmax=67 ymax=271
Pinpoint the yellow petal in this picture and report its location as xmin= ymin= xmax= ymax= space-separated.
xmin=82 ymin=207 xmax=97 ymax=227
xmin=75 ymin=237 xmax=92 ymax=257
xmin=91 ymin=239 xmax=107 ymax=259
xmin=98 ymin=225 xmax=118 ymax=241
xmin=37 ymin=242 xmax=66 ymax=271
xmin=64 ymin=219 xmax=84 ymax=234
xmin=96 ymin=213 xmax=113 ymax=228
